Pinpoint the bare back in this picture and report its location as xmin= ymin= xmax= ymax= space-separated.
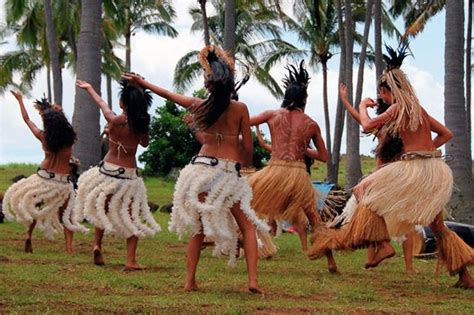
xmin=399 ymin=109 xmax=436 ymax=153
xmin=104 ymin=114 xmax=147 ymax=168
xmin=266 ymin=109 xmax=317 ymax=161
xmin=40 ymin=140 xmax=73 ymax=175
xmin=198 ymin=101 xmax=250 ymax=163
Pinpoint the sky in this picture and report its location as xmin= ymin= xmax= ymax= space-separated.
xmin=0 ymin=1 xmax=472 ymax=166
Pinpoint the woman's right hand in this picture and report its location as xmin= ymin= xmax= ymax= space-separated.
xmin=10 ymin=90 xmax=23 ymax=102
xmin=339 ymin=83 xmax=348 ymax=101
xmin=76 ymin=80 xmax=91 ymax=90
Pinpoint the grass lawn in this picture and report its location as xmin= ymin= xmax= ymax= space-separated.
xmin=1 ymin=163 xmax=473 ymax=313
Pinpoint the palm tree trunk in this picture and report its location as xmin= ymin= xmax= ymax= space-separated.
xmin=106 ymin=74 xmax=112 ymax=110
xmin=344 ymin=0 xmax=362 ymax=189
xmin=329 ymin=0 xmax=347 ymax=184
xmin=72 ymin=0 xmax=103 ymax=171
xmin=125 ymin=26 xmax=131 ymax=71
xmin=374 ymin=0 xmax=383 ymax=80
xmin=199 ymin=0 xmax=211 ymax=45
xmin=354 ymin=0 xmax=374 ymax=108
xmin=466 ymin=0 xmax=472 ymax=164
xmin=445 ymin=0 xmax=474 ymax=224
xmin=46 ymin=63 xmax=52 ymax=103
xmin=322 ymin=60 xmax=333 ymax=175
xmin=43 ymin=0 xmax=62 ymax=105
xmin=223 ymin=0 xmax=236 ymax=56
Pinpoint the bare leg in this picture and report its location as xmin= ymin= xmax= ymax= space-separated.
xmin=366 ymin=243 xmax=376 ymax=267
xmin=402 ymin=232 xmax=415 ymax=274
xmin=59 ymin=202 xmax=73 ymax=254
xmin=25 ymin=220 xmax=36 ymax=253
xmin=184 ymin=233 xmax=205 ymax=291
xmin=429 ymin=213 xmax=474 ymax=289
xmin=123 ymin=236 xmax=144 ymax=271
xmin=295 ymin=221 xmax=308 ymax=251
xmin=63 ymin=228 xmax=74 ymax=254
xmin=365 ymin=240 xmax=395 ymax=269
xmin=93 ymin=228 xmax=105 ymax=265
xmin=230 ymin=202 xmax=262 ymax=294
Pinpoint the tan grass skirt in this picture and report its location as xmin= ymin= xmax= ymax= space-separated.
xmin=248 ymin=160 xmax=320 ymax=226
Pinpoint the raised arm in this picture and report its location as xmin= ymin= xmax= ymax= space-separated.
xmin=249 ymin=110 xmax=273 ymax=126
xmin=428 ymin=115 xmax=453 ymax=148
xmin=76 ymin=80 xmax=116 ymax=122
xmin=255 ymin=125 xmax=272 ymax=152
xmin=10 ymin=91 xmax=43 ymax=140
xmin=340 ymin=83 xmax=361 ymax=124
xmin=122 ymin=73 xmax=202 ymax=109
xmin=306 ymin=123 xmax=329 ymax=162
xmin=359 ymin=98 xmax=395 ymax=132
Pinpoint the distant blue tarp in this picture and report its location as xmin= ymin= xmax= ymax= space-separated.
xmin=312 ymin=181 xmax=335 ymax=210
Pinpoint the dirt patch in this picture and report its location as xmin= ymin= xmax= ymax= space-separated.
xmin=0 ymin=256 xmax=10 ymax=263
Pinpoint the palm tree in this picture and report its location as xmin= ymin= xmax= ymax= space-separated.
xmin=43 ymin=0 xmax=62 ymax=104
xmin=103 ymin=0 xmax=178 ymax=71
xmin=224 ymin=0 xmax=237 ymax=56
xmin=174 ymin=0 xmax=295 ymax=97
xmin=444 ymin=0 xmax=473 ymax=223
xmin=72 ymin=0 xmax=103 ymax=170
xmin=198 ymin=0 xmax=211 ymax=45
xmin=374 ymin=0 xmax=383 ymax=80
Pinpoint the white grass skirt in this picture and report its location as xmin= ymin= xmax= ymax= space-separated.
xmin=3 ymin=172 xmax=82 ymax=239
xmin=169 ymin=158 xmax=269 ymax=266
xmin=74 ymin=162 xmax=161 ymax=239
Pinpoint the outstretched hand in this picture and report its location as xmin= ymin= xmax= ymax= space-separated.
xmin=10 ymin=90 xmax=23 ymax=102
xmin=76 ymin=80 xmax=91 ymax=90
xmin=122 ymin=72 xmax=144 ymax=85
xmin=339 ymin=83 xmax=348 ymax=101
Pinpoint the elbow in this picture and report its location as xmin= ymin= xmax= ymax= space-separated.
xmin=445 ymin=130 xmax=453 ymax=142
xmin=319 ymin=152 xmax=329 ymax=163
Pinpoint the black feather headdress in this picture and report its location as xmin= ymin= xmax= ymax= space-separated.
xmin=382 ymin=41 xmax=410 ymax=71
xmin=282 ymin=60 xmax=310 ymax=89
xmin=34 ymin=96 xmax=61 ymax=113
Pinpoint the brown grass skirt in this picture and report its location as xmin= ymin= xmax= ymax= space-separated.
xmin=436 ymin=227 xmax=474 ymax=275
xmin=248 ymin=160 xmax=320 ymax=226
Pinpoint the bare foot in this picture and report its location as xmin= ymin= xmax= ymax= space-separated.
xmin=326 ymin=250 xmax=338 ymax=274
xmin=123 ymin=264 xmax=146 ymax=272
xmin=184 ymin=281 xmax=198 ymax=292
xmin=25 ymin=239 xmax=33 ymax=253
xmin=93 ymin=248 xmax=104 ymax=266
xmin=249 ymin=286 xmax=264 ymax=294
xmin=456 ymin=269 xmax=474 ymax=289
xmin=365 ymin=244 xmax=395 ymax=269
xmin=405 ymin=268 xmax=417 ymax=275
xmin=66 ymin=247 xmax=73 ymax=254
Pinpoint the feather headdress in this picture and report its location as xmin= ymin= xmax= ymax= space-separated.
xmin=379 ymin=42 xmax=423 ymax=133
xmin=282 ymin=60 xmax=310 ymax=89
xmin=34 ymin=96 xmax=62 ymax=113
xmin=198 ymin=45 xmax=235 ymax=79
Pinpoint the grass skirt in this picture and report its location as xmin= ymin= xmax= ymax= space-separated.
xmin=249 ymin=160 xmax=320 ymax=226
xmin=3 ymin=173 xmax=81 ymax=240
xmin=169 ymin=161 xmax=269 ymax=266
xmin=74 ymin=163 xmax=161 ymax=239
xmin=360 ymin=157 xmax=452 ymax=237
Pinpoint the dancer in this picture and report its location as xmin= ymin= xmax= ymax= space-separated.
xmin=309 ymin=43 xmax=474 ymax=288
xmin=123 ymin=45 xmax=268 ymax=293
xmin=326 ymin=83 xmax=416 ymax=274
xmin=248 ymin=61 xmax=338 ymax=273
xmin=75 ymin=78 xmax=161 ymax=271
xmin=3 ymin=91 xmax=81 ymax=253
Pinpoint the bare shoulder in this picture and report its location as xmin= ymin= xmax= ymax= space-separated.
xmin=303 ymin=113 xmax=319 ymax=129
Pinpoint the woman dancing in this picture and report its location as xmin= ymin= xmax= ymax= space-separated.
xmin=75 ymin=78 xmax=161 ymax=271
xmin=123 ymin=45 xmax=268 ymax=293
xmin=3 ymin=91 xmax=81 ymax=253
xmin=309 ymin=43 xmax=474 ymax=288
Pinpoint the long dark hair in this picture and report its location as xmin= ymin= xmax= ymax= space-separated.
xmin=34 ymin=98 xmax=76 ymax=153
xmin=119 ymin=79 xmax=152 ymax=135
xmin=281 ymin=61 xmax=310 ymax=110
xmin=193 ymin=46 xmax=235 ymax=130
xmin=373 ymin=99 xmax=404 ymax=163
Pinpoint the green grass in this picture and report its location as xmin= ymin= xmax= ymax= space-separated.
xmin=1 ymin=163 xmax=473 ymax=313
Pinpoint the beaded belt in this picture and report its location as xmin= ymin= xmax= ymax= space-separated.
xmin=191 ymin=155 xmax=241 ymax=177
xmin=99 ymin=161 xmax=138 ymax=180
xmin=400 ymin=151 xmax=442 ymax=161
xmin=37 ymin=168 xmax=71 ymax=184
